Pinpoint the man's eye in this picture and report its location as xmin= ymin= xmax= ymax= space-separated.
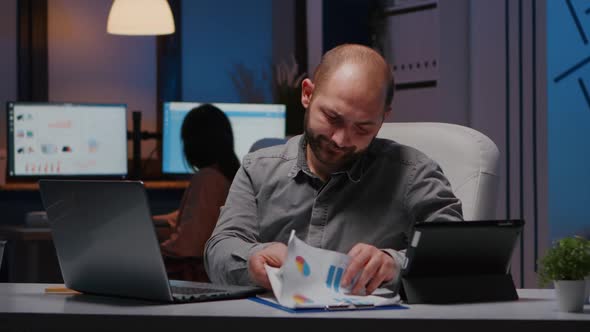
xmin=356 ymin=127 xmax=370 ymax=135
xmin=325 ymin=114 xmax=338 ymax=122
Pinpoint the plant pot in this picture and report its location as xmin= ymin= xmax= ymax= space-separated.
xmin=554 ymin=280 xmax=587 ymax=312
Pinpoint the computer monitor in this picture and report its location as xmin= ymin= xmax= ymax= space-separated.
xmin=162 ymin=102 xmax=286 ymax=174
xmin=6 ymin=102 xmax=128 ymax=178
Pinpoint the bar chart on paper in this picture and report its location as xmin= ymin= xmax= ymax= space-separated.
xmin=325 ymin=265 xmax=344 ymax=292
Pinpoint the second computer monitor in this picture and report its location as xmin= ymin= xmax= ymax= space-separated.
xmin=162 ymin=102 xmax=286 ymax=174
xmin=6 ymin=102 xmax=128 ymax=178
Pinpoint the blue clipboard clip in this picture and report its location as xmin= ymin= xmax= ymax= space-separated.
xmin=249 ymin=296 xmax=407 ymax=313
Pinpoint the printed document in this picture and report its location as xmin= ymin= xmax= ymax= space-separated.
xmin=262 ymin=230 xmax=401 ymax=309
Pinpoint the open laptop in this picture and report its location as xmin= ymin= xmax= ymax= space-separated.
xmin=38 ymin=179 xmax=264 ymax=303
xmin=398 ymin=219 xmax=524 ymax=304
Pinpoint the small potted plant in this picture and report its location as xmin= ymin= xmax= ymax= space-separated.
xmin=538 ymin=236 xmax=590 ymax=312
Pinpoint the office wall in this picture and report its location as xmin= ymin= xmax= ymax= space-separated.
xmin=322 ymin=0 xmax=372 ymax=51
xmin=381 ymin=1 xmax=470 ymax=125
xmin=273 ymin=1 xmax=296 ymax=71
xmin=546 ymin=1 xmax=590 ymax=241
xmin=470 ymin=0 xmax=549 ymax=289
xmin=181 ymin=0 xmax=274 ymax=103
xmin=0 ymin=0 xmax=18 ymax=152
xmin=381 ymin=1 xmax=548 ymax=288
xmin=47 ymin=0 xmax=158 ymax=158
xmin=0 ymin=0 xmax=295 ymax=162
xmin=307 ymin=0 xmax=323 ymax=78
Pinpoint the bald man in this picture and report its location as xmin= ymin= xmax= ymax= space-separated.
xmin=204 ymin=44 xmax=463 ymax=295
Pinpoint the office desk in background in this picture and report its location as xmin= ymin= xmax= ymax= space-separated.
xmin=0 ymin=180 xmax=185 ymax=283
xmin=0 ymin=225 xmax=172 ymax=283
xmin=0 ymin=285 xmax=588 ymax=332
xmin=0 ymin=180 xmax=189 ymax=225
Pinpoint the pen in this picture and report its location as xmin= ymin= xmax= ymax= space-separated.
xmin=44 ymin=286 xmax=80 ymax=294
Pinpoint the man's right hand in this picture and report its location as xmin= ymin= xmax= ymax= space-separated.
xmin=247 ymin=242 xmax=288 ymax=289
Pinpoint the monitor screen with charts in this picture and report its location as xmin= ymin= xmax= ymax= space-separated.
xmin=6 ymin=102 xmax=128 ymax=178
xmin=162 ymin=102 xmax=286 ymax=174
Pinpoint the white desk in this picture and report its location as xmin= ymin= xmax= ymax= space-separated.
xmin=0 ymin=283 xmax=588 ymax=332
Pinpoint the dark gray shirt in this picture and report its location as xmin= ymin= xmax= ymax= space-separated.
xmin=204 ymin=135 xmax=463 ymax=285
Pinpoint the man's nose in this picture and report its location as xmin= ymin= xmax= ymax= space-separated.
xmin=331 ymin=128 xmax=351 ymax=148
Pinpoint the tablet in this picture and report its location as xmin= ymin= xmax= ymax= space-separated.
xmin=399 ymin=219 xmax=524 ymax=304
xmin=403 ymin=219 xmax=524 ymax=276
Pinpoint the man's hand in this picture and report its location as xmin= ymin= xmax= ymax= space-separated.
xmin=341 ymin=243 xmax=397 ymax=295
xmin=247 ymin=242 xmax=288 ymax=289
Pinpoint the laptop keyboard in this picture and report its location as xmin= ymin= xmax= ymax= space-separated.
xmin=171 ymin=286 xmax=229 ymax=296
xmin=169 ymin=281 xmax=264 ymax=302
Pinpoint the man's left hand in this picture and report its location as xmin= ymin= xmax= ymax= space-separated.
xmin=341 ymin=243 xmax=397 ymax=295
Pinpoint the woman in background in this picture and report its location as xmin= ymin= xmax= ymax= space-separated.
xmin=154 ymin=103 xmax=240 ymax=282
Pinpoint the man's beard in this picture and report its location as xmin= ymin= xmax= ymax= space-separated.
xmin=303 ymin=112 xmax=364 ymax=172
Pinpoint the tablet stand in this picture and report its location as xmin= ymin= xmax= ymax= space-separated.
xmin=400 ymin=273 xmax=518 ymax=304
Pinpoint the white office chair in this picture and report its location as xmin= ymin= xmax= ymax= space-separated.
xmin=377 ymin=122 xmax=500 ymax=221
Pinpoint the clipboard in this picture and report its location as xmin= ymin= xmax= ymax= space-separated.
xmin=248 ymin=294 xmax=408 ymax=314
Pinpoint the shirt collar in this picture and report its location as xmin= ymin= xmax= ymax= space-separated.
xmin=288 ymin=135 xmax=372 ymax=183
xmin=287 ymin=135 xmax=312 ymax=179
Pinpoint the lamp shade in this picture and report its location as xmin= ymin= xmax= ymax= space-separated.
xmin=107 ymin=0 xmax=175 ymax=36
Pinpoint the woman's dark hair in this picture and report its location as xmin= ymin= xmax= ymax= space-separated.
xmin=181 ymin=104 xmax=240 ymax=181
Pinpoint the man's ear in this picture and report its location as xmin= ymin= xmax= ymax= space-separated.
xmin=383 ymin=106 xmax=392 ymax=122
xmin=301 ymin=78 xmax=314 ymax=109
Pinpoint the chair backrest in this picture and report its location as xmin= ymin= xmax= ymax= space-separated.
xmin=377 ymin=122 xmax=500 ymax=220
xmin=249 ymin=137 xmax=288 ymax=153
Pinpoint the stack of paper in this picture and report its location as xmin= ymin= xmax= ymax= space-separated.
xmin=260 ymin=230 xmax=401 ymax=310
